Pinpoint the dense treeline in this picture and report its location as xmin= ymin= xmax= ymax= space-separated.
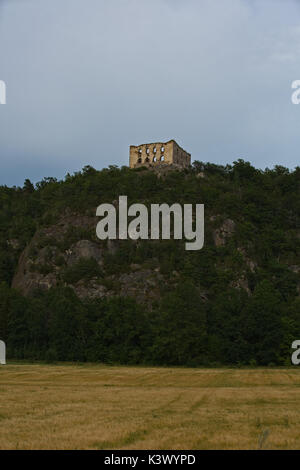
xmin=0 ymin=160 xmax=299 ymax=366
xmin=0 ymin=280 xmax=299 ymax=366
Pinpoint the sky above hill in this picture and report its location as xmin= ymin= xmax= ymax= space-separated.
xmin=1 ymin=0 xmax=300 ymax=186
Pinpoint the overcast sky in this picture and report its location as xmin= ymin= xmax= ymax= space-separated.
xmin=0 ymin=0 xmax=300 ymax=187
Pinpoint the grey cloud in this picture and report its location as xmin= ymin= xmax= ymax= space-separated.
xmin=0 ymin=0 xmax=300 ymax=186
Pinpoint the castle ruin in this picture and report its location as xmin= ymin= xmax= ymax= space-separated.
xmin=129 ymin=139 xmax=191 ymax=169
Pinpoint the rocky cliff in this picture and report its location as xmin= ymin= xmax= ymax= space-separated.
xmin=11 ymin=209 xmax=271 ymax=302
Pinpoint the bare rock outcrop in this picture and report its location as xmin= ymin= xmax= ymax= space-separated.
xmin=66 ymin=240 xmax=102 ymax=266
xmin=211 ymin=217 xmax=236 ymax=247
xmin=11 ymin=213 xmax=167 ymax=304
xmin=230 ymin=275 xmax=251 ymax=295
xmin=12 ymin=243 xmax=58 ymax=295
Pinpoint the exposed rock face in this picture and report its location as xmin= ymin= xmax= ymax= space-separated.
xmin=237 ymin=247 xmax=257 ymax=273
xmin=72 ymin=269 xmax=164 ymax=302
xmin=72 ymin=281 xmax=107 ymax=299
xmin=66 ymin=240 xmax=102 ymax=266
xmin=6 ymin=239 xmax=20 ymax=250
xmin=230 ymin=275 xmax=251 ymax=295
xmin=12 ymin=213 xmax=99 ymax=296
xmin=41 ymin=213 xmax=97 ymax=240
xmin=11 ymin=209 xmax=255 ymax=300
xmin=11 ymin=213 xmax=167 ymax=304
xmin=289 ymin=265 xmax=300 ymax=274
xmin=13 ymin=209 xmax=296 ymax=302
xmin=118 ymin=269 xmax=164 ymax=304
xmin=211 ymin=218 xmax=236 ymax=247
xmin=12 ymin=242 xmax=57 ymax=295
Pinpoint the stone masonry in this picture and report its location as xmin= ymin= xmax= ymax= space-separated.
xmin=129 ymin=139 xmax=191 ymax=169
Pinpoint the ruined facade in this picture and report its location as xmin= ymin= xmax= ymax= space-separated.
xmin=129 ymin=139 xmax=191 ymax=169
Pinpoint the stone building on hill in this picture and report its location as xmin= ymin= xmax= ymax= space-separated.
xmin=129 ymin=139 xmax=191 ymax=169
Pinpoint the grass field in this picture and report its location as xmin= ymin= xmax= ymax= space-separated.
xmin=1 ymin=364 xmax=300 ymax=450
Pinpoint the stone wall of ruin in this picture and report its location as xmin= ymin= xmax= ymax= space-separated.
xmin=129 ymin=140 xmax=191 ymax=168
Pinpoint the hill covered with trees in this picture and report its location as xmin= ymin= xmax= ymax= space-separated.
xmin=0 ymin=160 xmax=299 ymax=366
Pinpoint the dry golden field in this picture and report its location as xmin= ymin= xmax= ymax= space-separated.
xmin=0 ymin=364 xmax=300 ymax=450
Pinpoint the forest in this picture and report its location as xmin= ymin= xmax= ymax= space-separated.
xmin=0 ymin=160 xmax=299 ymax=366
